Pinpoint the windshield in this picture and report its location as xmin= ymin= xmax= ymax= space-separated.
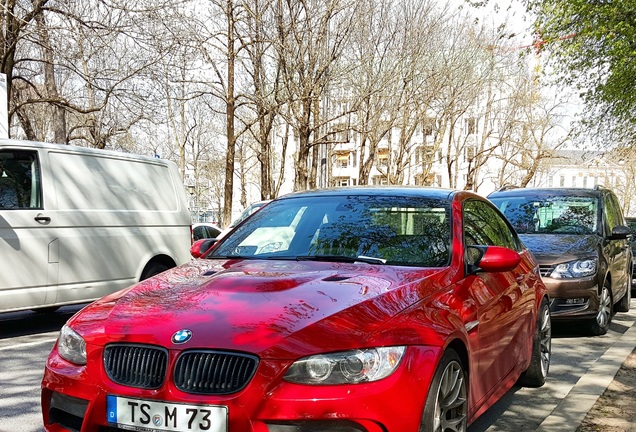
xmin=209 ymin=194 xmax=452 ymax=267
xmin=490 ymin=195 xmax=599 ymax=235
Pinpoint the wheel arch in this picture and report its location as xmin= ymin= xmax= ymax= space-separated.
xmin=140 ymin=254 xmax=177 ymax=280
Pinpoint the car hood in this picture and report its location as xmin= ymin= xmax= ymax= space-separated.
xmin=69 ymin=259 xmax=444 ymax=359
xmin=519 ymin=234 xmax=599 ymax=264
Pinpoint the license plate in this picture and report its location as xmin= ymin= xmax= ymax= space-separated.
xmin=106 ymin=395 xmax=228 ymax=432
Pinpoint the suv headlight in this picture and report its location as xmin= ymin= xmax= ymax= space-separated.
xmin=550 ymin=258 xmax=597 ymax=279
xmin=284 ymin=346 xmax=405 ymax=385
xmin=58 ymin=324 xmax=87 ymax=365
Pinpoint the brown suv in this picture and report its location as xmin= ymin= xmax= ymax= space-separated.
xmin=489 ymin=186 xmax=632 ymax=335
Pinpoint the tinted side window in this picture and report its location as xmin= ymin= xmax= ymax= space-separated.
xmin=603 ymin=193 xmax=623 ymax=233
xmin=0 ymin=150 xmax=42 ymax=209
xmin=611 ymin=193 xmax=625 ymax=228
xmin=464 ymin=200 xmax=519 ymax=251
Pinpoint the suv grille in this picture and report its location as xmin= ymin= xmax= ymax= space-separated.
xmin=174 ymin=350 xmax=259 ymax=394
xmin=539 ymin=265 xmax=554 ymax=278
xmin=104 ymin=344 xmax=168 ymax=389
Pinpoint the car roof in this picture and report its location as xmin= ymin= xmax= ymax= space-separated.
xmin=489 ymin=187 xmax=604 ymax=198
xmin=275 ymin=186 xmax=459 ymax=201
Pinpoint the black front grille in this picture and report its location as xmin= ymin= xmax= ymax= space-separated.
xmin=174 ymin=350 xmax=259 ymax=394
xmin=539 ymin=265 xmax=554 ymax=278
xmin=104 ymin=344 xmax=168 ymax=389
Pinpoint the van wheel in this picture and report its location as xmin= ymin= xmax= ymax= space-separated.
xmin=589 ymin=281 xmax=612 ymax=336
xmin=140 ymin=262 xmax=169 ymax=280
xmin=420 ymin=348 xmax=468 ymax=432
xmin=517 ymin=297 xmax=551 ymax=387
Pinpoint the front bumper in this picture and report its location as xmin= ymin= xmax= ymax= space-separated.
xmin=542 ymin=275 xmax=599 ymax=320
xmin=42 ymin=343 xmax=440 ymax=432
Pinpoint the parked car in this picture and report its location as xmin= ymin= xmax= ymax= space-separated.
xmin=42 ymin=187 xmax=551 ymax=432
xmin=227 ymin=199 xmax=270 ymax=229
xmin=192 ymin=222 xmax=222 ymax=242
xmin=626 ymin=216 xmax=636 ymax=291
xmin=0 ymin=139 xmax=192 ymax=314
xmin=489 ymin=186 xmax=632 ymax=335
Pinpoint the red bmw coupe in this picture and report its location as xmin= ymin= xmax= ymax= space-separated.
xmin=42 ymin=187 xmax=551 ymax=432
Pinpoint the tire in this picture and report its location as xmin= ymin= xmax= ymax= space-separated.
xmin=615 ymin=277 xmax=631 ymax=313
xmin=518 ymin=297 xmax=551 ymax=387
xmin=140 ymin=262 xmax=170 ymax=280
xmin=420 ymin=348 xmax=468 ymax=432
xmin=589 ymin=281 xmax=612 ymax=336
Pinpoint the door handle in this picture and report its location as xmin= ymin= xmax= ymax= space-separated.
xmin=34 ymin=214 xmax=51 ymax=223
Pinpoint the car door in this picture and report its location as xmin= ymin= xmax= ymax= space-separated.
xmin=463 ymin=199 xmax=535 ymax=406
xmin=0 ymin=149 xmax=58 ymax=312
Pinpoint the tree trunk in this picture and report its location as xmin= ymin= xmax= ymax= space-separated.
xmin=36 ymin=12 xmax=66 ymax=143
xmin=223 ymin=0 xmax=236 ymax=226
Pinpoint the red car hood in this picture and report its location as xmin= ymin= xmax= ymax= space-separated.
xmin=69 ymin=259 xmax=444 ymax=359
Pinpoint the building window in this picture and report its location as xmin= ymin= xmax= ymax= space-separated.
xmin=583 ymin=176 xmax=588 ymax=188
xmin=559 ymin=176 xmax=565 ymax=187
xmin=377 ymin=156 xmax=388 ymax=168
xmin=465 ymin=146 xmax=475 ymax=161
xmin=548 ymin=176 xmax=553 ymax=187
xmin=336 ymin=154 xmax=348 ymax=168
xmin=571 ymin=176 xmax=577 ymax=187
xmin=436 ymin=174 xmax=442 ymax=186
xmin=466 ymin=117 xmax=476 ymax=135
xmin=372 ymin=175 xmax=388 ymax=186
xmin=333 ymin=177 xmax=350 ymax=187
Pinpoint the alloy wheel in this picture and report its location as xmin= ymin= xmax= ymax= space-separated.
xmin=433 ymin=360 xmax=468 ymax=432
xmin=539 ymin=305 xmax=552 ymax=377
xmin=596 ymin=285 xmax=611 ymax=328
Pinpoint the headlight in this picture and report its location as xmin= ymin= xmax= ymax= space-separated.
xmin=550 ymin=258 xmax=597 ymax=279
xmin=284 ymin=346 xmax=405 ymax=385
xmin=58 ymin=324 xmax=87 ymax=365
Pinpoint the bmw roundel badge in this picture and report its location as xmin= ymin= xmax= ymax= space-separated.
xmin=171 ymin=329 xmax=192 ymax=344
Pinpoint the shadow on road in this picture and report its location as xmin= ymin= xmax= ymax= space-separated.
xmin=0 ymin=304 xmax=87 ymax=339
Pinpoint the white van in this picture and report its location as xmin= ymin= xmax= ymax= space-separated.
xmin=0 ymin=140 xmax=192 ymax=313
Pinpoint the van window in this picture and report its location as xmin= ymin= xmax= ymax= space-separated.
xmin=0 ymin=150 xmax=42 ymax=209
xmin=49 ymin=152 xmax=178 ymax=211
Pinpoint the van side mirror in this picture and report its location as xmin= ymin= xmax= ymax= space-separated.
xmin=610 ymin=225 xmax=631 ymax=240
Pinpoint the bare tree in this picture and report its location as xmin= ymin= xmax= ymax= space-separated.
xmin=274 ymin=0 xmax=357 ymax=191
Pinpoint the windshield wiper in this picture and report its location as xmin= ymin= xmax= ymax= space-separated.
xmin=296 ymin=255 xmax=386 ymax=265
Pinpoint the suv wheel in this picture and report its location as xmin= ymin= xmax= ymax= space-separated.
xmin=589 ymin=281 xmax=612 ymax=336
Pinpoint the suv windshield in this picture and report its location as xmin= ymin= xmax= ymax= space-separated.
xmin=209 ymin=194 xmax=452 ymax=267
xmin=490 ymin=195 xmax=599 ymax=235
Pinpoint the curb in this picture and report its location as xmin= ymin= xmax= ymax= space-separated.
xmin=536 ymin=320 xmax=636 ymax=431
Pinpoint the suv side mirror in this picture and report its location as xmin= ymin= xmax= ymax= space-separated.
xmin=610 ymin=225 xmax=631 ymax=240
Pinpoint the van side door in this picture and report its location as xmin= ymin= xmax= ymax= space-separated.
xmin=604 ymin=192 xmax=630 ymax=298
xmin=0 ymin=149 xmax=58 ymax=312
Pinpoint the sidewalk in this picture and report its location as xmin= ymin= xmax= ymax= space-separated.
xmin=537 ymin=319 xmax=636 ymax=431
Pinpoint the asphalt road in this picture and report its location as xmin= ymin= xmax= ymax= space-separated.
xmin=1 ymin=301 xmax=634 ymax=432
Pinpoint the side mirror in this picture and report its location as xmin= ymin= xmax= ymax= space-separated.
xmin=190 ymin=238 xmax=217 ymax=259
xmin=610 ymin=225 xmax=631 ymax=240
xmin=467 ymin=245 xmax=521 ymax=274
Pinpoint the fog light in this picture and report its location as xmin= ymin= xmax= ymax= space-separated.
xmin=565 ymin=298 xmax=586 ymax=305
